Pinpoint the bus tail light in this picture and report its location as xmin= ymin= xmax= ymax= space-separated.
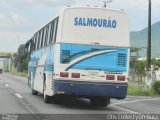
xmin=106 ymin=75 xmax=115 ymax=80
xmin=117 ymin=75 xmax=126 ymax=81
xmin=60 ymin=72 xmax=69 ymax=78
xmin=72 ymin=73 xmax=80 ymax=78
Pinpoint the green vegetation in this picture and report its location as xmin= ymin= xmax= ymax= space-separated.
xmin=134 ymin=60 xmax=146 ymax=83
xmin=128 ymin=80 xmax=160 ymax=96
xmin=10 ymin=44 xmax=28 ymax=77
xmin=13 ymin=44 xmax=28 ymax=72
xmin=9 ymin=69 xmax=28 ymax=77
xmin=130 ymin=54 xmax=147 ymax=86
xmin=129 ymin=47 xmax=160 ymax=96
xmin=152 ymin=81 xmax=160 ymax=95
xmin=127 ymin=85 xmax=154 ymax=96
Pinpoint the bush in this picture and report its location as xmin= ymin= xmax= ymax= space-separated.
xmin=152 ymin=81 xmax=160 ymax=95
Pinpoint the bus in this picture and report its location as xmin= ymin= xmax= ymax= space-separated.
xmin=0 ymin=61 xmax=3 ymax=74
xmin=26 ymin=6 xmax=130 ymax=106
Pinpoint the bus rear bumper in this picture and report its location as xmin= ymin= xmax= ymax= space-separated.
xmin=53 ymin=80 xmax=128 ymax=99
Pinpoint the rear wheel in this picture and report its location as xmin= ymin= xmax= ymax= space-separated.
xmin=43 ymin=93 xmax=52 ymax=103
xmin=32 ymin=89 xmax=38 ymax=95
xmin=52 ymin=95 xmax=64 ymax=104
xmin=90 ymin=97 xmax=110 ymax=107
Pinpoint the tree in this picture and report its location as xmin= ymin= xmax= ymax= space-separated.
xmin=130 ymin=47 xmax=142 ymax=81
xmin=14 ymin=44 xmax=28 ymax=72
xmin=134 ymin=60 xmax=146 ymax=86
xmin=151 ymin=58 xmax=160 ymax=71
xmin=151 ymin=58 xmax=160 ymax=81
xmin=130 ymin=47 xmax=142 ymax=68
xmin=130 ymin=47 xmax=142 ymax=54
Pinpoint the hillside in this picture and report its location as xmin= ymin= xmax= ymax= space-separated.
xmin=130 ymin=21 xmax=160 ymax=57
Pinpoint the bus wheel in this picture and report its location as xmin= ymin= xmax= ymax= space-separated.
xmin=90 ymin=97 xmax=110 ymax=107
xmin=32 ymin=89 xmax=38 ymax=95
xmin=52 ymin=95 xmax=64 ymax=104
xmin=99 ymin=98 xmax=110 ymax=106
xmin=43 ymin=79 xmax=52 ymax=103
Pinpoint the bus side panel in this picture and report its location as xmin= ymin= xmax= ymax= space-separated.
xmin=28 ymin=45 xmax=54 ymax=94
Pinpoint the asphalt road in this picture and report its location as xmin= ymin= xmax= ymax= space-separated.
xmin=0 ymin=73 xmax=160 ymax=120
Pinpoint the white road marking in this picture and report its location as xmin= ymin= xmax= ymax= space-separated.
xmin=111 ymin=105 xmax=140 ymax=114
xmin=111 ymin=98 xmax=160 ymax=106
xmin=5 ymin=84 xmax=9 ymax=87
xmin=110 ymin=97 xmax=160 ymax=114
xmin=15 ymin=93 xmax=23 ymax=99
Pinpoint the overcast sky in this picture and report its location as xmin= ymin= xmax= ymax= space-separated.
xmin=0 ymin=0 xmax=160 ymax=52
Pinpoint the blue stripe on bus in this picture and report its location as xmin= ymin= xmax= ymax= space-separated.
xmin=28 ymin=45 xmax=54 ymax=79
xmin=60 ymin=43 xmax=128 ymax=72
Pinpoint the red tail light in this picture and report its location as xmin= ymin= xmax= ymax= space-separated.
xmin=106 ymin=75 xmax=115 ymax=80
xmin=72 ymin=73 xmax=80 ymax=78
xmin=60 ymin=72 xmax=69 ymax=78
xmin=117 ymin=75 xmax=126 ymax=81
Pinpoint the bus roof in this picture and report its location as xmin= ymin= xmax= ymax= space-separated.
xmin=60 ymin=6 xmax=127 ymax=14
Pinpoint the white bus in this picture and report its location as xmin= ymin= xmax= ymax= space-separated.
xmin=26 ymin=6 xmax=130 ymax=106
xmin=0 ymin=61 xmax=3 ymax=74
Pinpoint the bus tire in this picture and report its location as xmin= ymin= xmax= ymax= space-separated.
xmin=52 ymin=95 xmax=63 ymax=104
xmin=100 ymin=98 xmax=110 ymax=107
xmin=90 ymin=98 xmax=98 ymax=106
xmin=43 ymin=74 xmax=52 ymax=103
xmin=90 ymin=97 xmax=110 ymax=107
xmin=32 ymin=89 xmax=38 ymax=95
xmin=44 ymin=93 xmax=52 ymax=103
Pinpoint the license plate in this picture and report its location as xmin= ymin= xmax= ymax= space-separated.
xmin=88 ymin=71 xmax=99 ymax=78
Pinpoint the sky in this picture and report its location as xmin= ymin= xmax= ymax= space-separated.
xmin=0 ymin=0 xmax=160 ymax=52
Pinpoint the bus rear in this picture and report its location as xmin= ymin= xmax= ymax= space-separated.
xmin=53 ymin=7 xmax=130 ymax=106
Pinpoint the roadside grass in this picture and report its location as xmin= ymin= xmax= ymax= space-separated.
xmin=9 ymin=71 xmax=28 ymax=77
xmin=127 ymin=84 xmax=154 ymax=96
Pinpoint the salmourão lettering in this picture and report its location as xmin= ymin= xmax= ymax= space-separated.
xmin=74 ymin=17 xmax=117 ymax=29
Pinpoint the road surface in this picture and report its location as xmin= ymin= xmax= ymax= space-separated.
xmin=0 ymin=73 xmax=160 ymax=120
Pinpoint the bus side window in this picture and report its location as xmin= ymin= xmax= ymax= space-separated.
xmin=42 ymin=28 xmax=47 ymax=47
xmin=44 ymin=25 xmax=49 ymax=46
xmin=33 ymin=36 xmax=36 ymax=50
xmin=37 ymin=32 xmax=41 ymax=49
xmin=53 ymin=17 xmax=59 ymax=43
xmin=50 ymin=17 xmax=59 ymax=43
xmin=31 ymin=39 xmax=35 ymax=51
xmin=26 ymin=39 xmax=33 ymax=59
xmin=39 ymin=30 xmax=43 ymax=49
xmin=49 ymin=22 xmax=54 ymax=44
xmin=41 ymin=28 xmax=45 ymax=48
xmin=36 ymin=33 xmax=38 ymax=49
xmin=35 ymin=34 xmax=38 ymax=50
xmin=47 ymin=23 xmax=52 ymax=45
